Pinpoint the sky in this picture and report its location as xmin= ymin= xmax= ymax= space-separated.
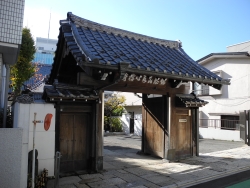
xmin=23 ymin=0 xmax=250 ymax=61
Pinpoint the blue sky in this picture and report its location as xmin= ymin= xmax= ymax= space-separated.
xmin=23 ymin=0 xmax=250 ymax=60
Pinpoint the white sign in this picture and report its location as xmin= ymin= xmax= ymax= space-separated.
xmin=179 ymin=119 xmax=187 ymax=123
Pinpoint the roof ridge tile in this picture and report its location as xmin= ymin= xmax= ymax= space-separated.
xmin=68 ymin=12 xmax=180 ymax=49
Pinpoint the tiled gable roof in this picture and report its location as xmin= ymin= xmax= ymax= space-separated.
xmin=50 ymin=12 xmax=230 ymax=87
xmin=24 ymin=64 xmax=52 ymax=91
xmin=176 ymin=93 xmax=208 ymax=107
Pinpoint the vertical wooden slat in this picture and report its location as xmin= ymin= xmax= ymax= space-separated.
xmin=73 ymin=114 xmax=88 ymax=170
xmin=175 ymin=114 xmax=191 ymax=158
xmin=60 ymin=114 xmax=74 ymax=171
xmin=142 ymin=95 xmax=164 ymax=158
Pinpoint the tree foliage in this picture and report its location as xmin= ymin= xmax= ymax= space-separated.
xmin=104 ymin=94 xmax=126 ymax=132
xmin=104 ymin=94 xmax=126 ymax=117
xmin=10 ymin=27 xmax=36 ymax=96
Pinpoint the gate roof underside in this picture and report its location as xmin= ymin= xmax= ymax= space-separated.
xmin=47 ymin=12 xmax=230 ymax=94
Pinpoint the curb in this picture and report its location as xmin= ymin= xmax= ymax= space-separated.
xmin=168 ymin=166 xmax=250 ymax=188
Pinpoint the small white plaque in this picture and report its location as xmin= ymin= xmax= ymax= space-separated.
xmin=179 ymin=119 xmax=187 ymax=123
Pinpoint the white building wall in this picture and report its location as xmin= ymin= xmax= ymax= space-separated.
xmin=13 ymin=102 xmax=56 ymax=177
xmin=227 ymin=41 xmax=250 ymax=53
xmin=199 ymin=57 xmax=250 ymax=118
xmin=36 ymin=37 xmax=57 ymax=53
xmin=121 ymin=114 xmax=142 ymax=136
xmin=199 ymin=128 xmax=241 ymax=142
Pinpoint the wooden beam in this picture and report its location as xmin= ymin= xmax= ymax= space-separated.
xmin=105 ymin=79 xmax=187 ymax=95
xmin=77 ymin=72 xmax=111 ymax=87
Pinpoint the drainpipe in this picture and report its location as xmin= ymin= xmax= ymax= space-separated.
xmin=3 ymin=64 xmax=10 ymax=128
xmin=1 ymin=63 xmax=6 ymax=109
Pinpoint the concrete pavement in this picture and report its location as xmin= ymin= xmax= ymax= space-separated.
xmin=47 ymin=135 xmax=250 ymax=188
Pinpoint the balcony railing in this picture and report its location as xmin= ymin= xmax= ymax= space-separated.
xmin=199 ymin=119 xmax=240 ymax=130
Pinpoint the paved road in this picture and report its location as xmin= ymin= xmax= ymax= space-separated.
xmin=199 ymin=139 xmax=245 ymax=154
xmin=48 ymin=135 xmax=249 ymax=188
xmin=104 ymin=135 xmax=245 ymax=155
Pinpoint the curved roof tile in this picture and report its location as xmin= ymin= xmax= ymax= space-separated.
xmin=50 ymin=12 xmax=230 ymax=87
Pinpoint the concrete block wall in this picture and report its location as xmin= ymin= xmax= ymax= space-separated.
xmin=199 ymin=127 xmax=241 ymax=141
xmin=0 ymin=128 xmax=27 ymax=188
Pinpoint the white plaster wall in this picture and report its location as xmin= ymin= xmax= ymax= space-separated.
xmin=199 ymin=57 xmax=250 ymax=118
xmin=121 ymin=114 xmax=142 ymax=136
xmin=0 ymin=128 xmax=27 ymax=188
xmin=121 ymin=92 xmax=142 ymax=106
xmin=227 ymin=41 xmax=250 ymax=53
xmin=124 ymin=105 xmax=142 ymax=115
xmin=14 ymin=102 xmax=55 ymax=176
xmin=134 ymin=114 xmax=142 ymax=136
xmin=199 ymin=127 xmax=241 ymax=141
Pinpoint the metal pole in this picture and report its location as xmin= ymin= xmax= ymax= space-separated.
xmin=3 ymin=64 xmax=10 ymax=128
xmin=54 ymin=151 xmax=61 ymax=188
xmin=32 ymin=113 xmax=37 ymax=188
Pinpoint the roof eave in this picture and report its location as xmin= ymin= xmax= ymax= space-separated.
xmin=198 ymin=53 xmax=250 ymax=65
xmin=78 ymin=61 xmax=230 ymax=86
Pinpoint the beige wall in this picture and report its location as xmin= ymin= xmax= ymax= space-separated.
xmin=199 ymin=56 xmax=250 ymax=117
xmin=227 ymin=41 xmax=250 ymax=53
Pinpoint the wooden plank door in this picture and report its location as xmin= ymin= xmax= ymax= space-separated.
xmin=60 ymin=113 xmax=89 ymax=172
xmin=143 ymin=96 xmax=165 ymax=158
xmin=144 ymin=109 xmax=164 ymax=157
xmin=175 ymin=114 xmax=191 ymax=159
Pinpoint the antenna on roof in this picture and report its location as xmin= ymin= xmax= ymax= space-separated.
xmin=48 ymin=11 xmax=51 ymax=39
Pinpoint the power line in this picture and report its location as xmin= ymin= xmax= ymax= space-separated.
xmin=210 ymin=98 xmax=250 ymax=106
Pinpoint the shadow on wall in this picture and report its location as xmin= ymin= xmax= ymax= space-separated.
xmin=121 ymin=114 xmax=142 ymax=136
xmin=121 ymin=114 xmax=130 ymax=134
xmin=134 ymin=114 xmax=142 ymax=136
xmin=221 ymin=70 xmax=231 ymax=99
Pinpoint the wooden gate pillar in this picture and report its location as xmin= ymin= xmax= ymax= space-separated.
xmin=95 ymin=90 xmax=104 ymax=171
xmin=191 ymin=108 xmax=199 ymax=156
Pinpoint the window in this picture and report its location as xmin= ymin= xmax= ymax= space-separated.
xmin=221 ymin=115 xmax=239 ymax=130
xmin=38 ymin=47 xmax=44 ymax=50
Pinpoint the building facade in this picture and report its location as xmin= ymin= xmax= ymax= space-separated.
xmin=197 ymin=41 xmax=250 ymax=140
xmin=43 ymin=12 xmax=229 ymax=173
xmin=0 ymin=0 xmax=25 ymax=111
xmin=33 ymin=37 xmax=57 ymax=64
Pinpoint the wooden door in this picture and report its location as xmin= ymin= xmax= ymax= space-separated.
xmin=175 ymin=114 xmax=191 ymax=159
xmin=144 ymin=110 xmax=164 ymax=157
xmin=143 ymin=96 xmax=165 ymax=158
xmin=60 ymin=113 xmax=89 ymax=172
